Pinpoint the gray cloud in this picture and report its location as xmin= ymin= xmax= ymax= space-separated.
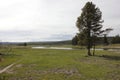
xmin=45 ymin=34 xmax=74 ymax=41
xmin=0 ymin=29 xmax=75 ymax=42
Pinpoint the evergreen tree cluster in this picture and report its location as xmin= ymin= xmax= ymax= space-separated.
xmin=111 ymin=35 xmax=120 ymax=44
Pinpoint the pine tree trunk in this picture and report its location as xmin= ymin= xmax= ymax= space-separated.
xmin=87 ymin=27 xmax=92 ymax=56
xmin=87 ymin=38 xmax=91 ymax=56
xmin=87 ymin=48 xmax=92 ymax=56
xmin=93 ymin=43 xmax=95 ymax=56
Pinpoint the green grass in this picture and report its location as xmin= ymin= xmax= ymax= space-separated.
xmin=0 ymin=48 xmax=120 ymax=80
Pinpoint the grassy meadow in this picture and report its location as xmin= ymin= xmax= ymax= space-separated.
xmin=0 ymin=46 xmax=120 ymax=80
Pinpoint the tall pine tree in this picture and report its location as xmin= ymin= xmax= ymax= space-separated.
xmin=76 ymin=2 xmax=103 ymax=56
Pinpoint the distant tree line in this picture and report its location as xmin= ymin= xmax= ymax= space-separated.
xmin=72 ymin=34 xmax=120 ymax=46
xmin=17 ymin=43 xmax=27 ymax=46
xmin=111 ymin=35 xmax=120 ymax=44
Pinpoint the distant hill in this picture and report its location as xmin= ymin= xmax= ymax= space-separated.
xmin=0 ymin=40 xmax=72 ymax=46
xmin=27 ymin=40 xmax=72 ymax=46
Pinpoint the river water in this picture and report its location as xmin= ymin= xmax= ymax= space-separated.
xmin=32 ymin=46 xmax=104 ymax=50
xmin=32 ymin=46 xmax=72 ymax=50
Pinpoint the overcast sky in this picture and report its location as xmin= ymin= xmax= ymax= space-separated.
xmin=0 ymin=0 xmax=120 ymax=42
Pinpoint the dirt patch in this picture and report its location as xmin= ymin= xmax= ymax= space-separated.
xmin=44 ymin=68 xmax=80 ymax=75
xmin=15 ymin=64 xmax=23 ymax=68
xmin=0 ymin=60 xmax=21 ymax=74
xmin=0 ymin=63 xmax=15 ymax=74
xmin=106 ymin=71 xmax=120 ymax=80
xmin=5 ymin=68 xmax=14 ymax=74
xmin=25 ymin=67 xmax=81 ymax=77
